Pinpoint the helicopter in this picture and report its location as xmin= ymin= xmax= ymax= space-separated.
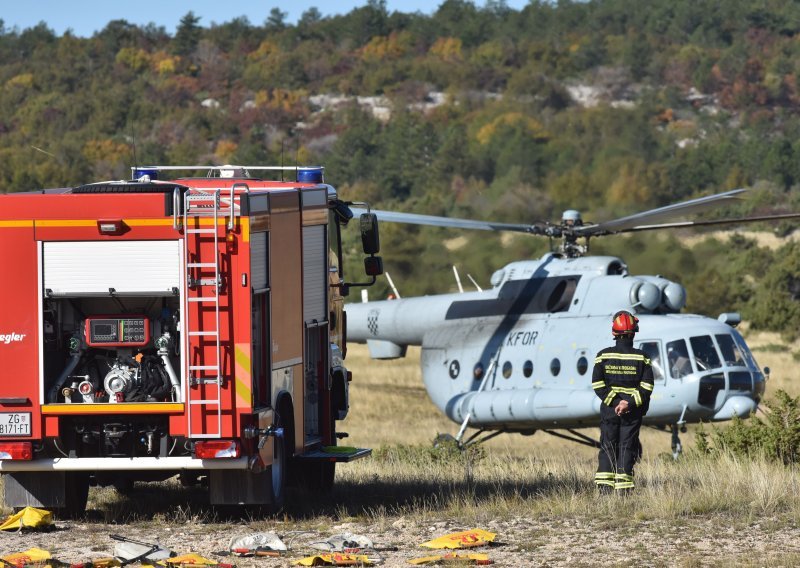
xmin=345 ymin=189 xmax=800 ymax=456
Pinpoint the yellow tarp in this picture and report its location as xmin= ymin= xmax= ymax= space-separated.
xmin=292 ymin=553 xmax=373 ymax=566
xmin=87 ymin=558 xmax=121 ymax=568
xmin=0 ymin=506 xmax=53 ymax=531
xmin=420 ymin=529 xmax=496 ymax=550
xmin=2 ymin=547 xmax=51 ymax=565
xmin=408 ymin=552 xmax=491 ymax=565
xmin=144 ymin=553 xmax=218 ymax=567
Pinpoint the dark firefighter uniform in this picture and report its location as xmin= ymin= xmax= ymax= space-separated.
xmin=592 ymin=314 xmax=654 ymax=492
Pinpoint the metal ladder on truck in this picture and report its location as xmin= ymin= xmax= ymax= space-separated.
xmin=182 ymin=184 xmax=247 ymax=439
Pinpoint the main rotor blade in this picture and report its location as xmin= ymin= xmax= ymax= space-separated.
xmin=605 ymin=211 xmax=800 ymax=234
xmin=575 ymin=188 xmax=748 ymax=236
xmin=350 ymin=207 xmax=542 ymax=234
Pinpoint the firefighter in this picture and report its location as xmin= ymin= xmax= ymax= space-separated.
xmin=591 ymin=310 xmax=654 ymax=493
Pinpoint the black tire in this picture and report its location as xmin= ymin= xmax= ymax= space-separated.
xmin=57 ymin=472 xmax=89 ymax=518
xmin=319 ymin=458 xmax=335 ymax=494
xmin=268 ymin=402 xmax=292 ymax=513
xmin=113 ymin=478 xmax=135 ymax=495
xmin=321 ymin=416 xmax=336 ymax=492
xmin=297 ymin=417 xmax=335 ymax=495
xmin=301 ymin=461 xmax=335 ymax=495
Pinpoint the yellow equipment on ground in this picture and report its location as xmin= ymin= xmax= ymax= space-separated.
xmin=0 ymin=506 xmax=52 ymax=531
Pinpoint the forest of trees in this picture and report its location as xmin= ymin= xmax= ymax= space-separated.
xmin=2 ymin=0 xmax=800 ymax=335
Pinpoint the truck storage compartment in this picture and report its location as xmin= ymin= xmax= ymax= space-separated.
xmin=42 ymin=240 xmax=183 ymax=405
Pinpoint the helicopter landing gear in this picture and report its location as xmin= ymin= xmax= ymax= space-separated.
xmin=543 ymin=429 xmax=600 ymax=448
xmin=671 ymin=403 xmax=689 ymax=459
xmin=671 ymin=424 xmax=686 ymax=459
xmin=435 ymin=429 xmax=505 ymax=450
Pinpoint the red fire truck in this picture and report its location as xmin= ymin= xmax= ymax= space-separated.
xmin=0 ymin=165 xmax=382 ymax=513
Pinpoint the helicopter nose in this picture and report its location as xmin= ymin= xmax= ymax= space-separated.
xmin=712 ymin=395 xmax=757 ymax=421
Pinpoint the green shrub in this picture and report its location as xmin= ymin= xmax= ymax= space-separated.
xmin=372 ymin=437 xmax=485 ymax=467
xmin=695 ymin=390 xmax=800 ymax=464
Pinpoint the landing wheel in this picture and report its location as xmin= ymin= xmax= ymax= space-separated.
xmin=433 ymin=433 xmax=459 ymax=449
xmin=671 ymin=424 xmax=683 ymax=460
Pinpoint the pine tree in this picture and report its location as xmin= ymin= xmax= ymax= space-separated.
xmin=173 ymin=11 xmax=201 ymax=56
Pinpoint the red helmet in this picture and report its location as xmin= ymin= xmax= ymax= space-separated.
xmin=612 ymin=310 xmax=639 ymax=336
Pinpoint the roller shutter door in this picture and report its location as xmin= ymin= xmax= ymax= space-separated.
xmin=251 ymin=232 xmax=268 ymax=291
xmin=43 ymin=240 xmax=181 ymax=296
xmin=302 ymin=225 xmax=326 ymax=323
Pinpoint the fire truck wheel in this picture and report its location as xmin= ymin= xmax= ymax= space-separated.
xmin=113 ymin=478 xmax=135 ymax=495
xmin=269 ymin=400 xmax=293 ymax=512
xmin=297 ymin=417 xmax=335 ymax=494
xmin=58 ymin=472 xmax=90 ymax=518
xmin=300 ymin=460 xmax=335 ymax=495
xmin=269 ymin=433 xmax=287 ymax=511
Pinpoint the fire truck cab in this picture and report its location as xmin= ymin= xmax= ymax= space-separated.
xmin=0 ymin=165 xmax=381 ymax=513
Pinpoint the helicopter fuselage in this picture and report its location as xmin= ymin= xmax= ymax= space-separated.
xmin=346 ymin=253 xmax=764 ymax=432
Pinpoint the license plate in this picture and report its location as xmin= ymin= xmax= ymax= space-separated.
xmin=0 ymin=413 xmax=31 ymax=437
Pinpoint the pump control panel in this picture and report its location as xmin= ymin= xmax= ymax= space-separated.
xmin=84 ymin=316 xmax=150 ymax=347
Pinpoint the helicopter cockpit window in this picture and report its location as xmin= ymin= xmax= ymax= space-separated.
xmin=502 ymin=361 xmax=513 ymax=379
xmin=550 ymin=358 xmax=561 ymax=376
xmin=523 ymin=360 xmax=533 ymax=378
xmin=667 ymin=339 xmax=692 ymax=379
xmin=690 ymin=335 xmax=722 ymax=371
xmin=715 ymin=334 xmax=747 ymax=367
xmin=731 ymin=329 xmax=759 ymax=371
xmin=637 ymin=341 xmax=664 ymax=381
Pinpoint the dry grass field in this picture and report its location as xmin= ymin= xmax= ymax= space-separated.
xmin=3 ymin=329 xmax=800 ymax=566
xmin=344 ymin=323 xmax=800 ymax=454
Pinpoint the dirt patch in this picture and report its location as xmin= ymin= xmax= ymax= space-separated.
xmin=4 ymin=513 xmax=800 ymax=567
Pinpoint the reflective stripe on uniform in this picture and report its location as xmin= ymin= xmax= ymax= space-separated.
xmin=596 ymin=353 xmax=651 ymax=364
xmin=640 ymin=382 xmax=654 ymax=392
xmin=615 ymin=387 xmax=642 ymax=407
xmin=592 ymin=381 xmax=605 ymax=390
xmin=595 ymin=472 xmax=615 ymax=487
xmin=614 ymin=473 xmax=635 ymax=490
xmin=604 ymin=386 xmax=642 ymax=407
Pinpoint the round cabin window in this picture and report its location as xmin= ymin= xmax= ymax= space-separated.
xmin=502 ymin=361 xmax=513 ymax=379
xmin=473 ymin=362 xmax=484 ymax=380
xmin=523 ymin=360 xmax=534 ymax=378
xmin=550 ymin=358 xmax=561 ymax=376
xmin=577 ymin=356 xmax=588 ymax=375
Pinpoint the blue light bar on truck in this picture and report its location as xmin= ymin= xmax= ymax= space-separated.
xmin=297 ymin=167 xmax=324 ymax=183
xmin=133 ymin=168 xmax=159 ymax=181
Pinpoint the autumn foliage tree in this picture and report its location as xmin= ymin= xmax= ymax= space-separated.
xmin=1 ymin=1 xmax=800 ymax=321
